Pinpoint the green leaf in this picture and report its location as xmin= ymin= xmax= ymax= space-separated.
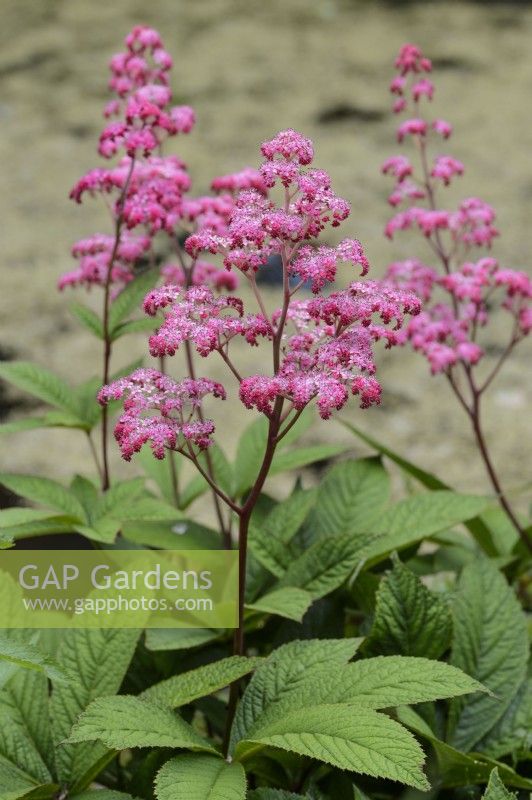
xmin=0 ymin=508 xmax=74 ymax=529
xmin=0 ymin=633 xmax=71 ymax=684
xmin=108 ymin=269 xmax=157 ymax=332
xmin=122 ymin=519 xmax=220 ymax=551
xmin=68 ymin=695 xmax=216 ymax=753
xmin=70 ymin=304 xmax=104 ymax=339
xmin=144 ymin=629 xmax=220 ymax=652
xmin=482 ymin=769 xmax=517 ymax=799
xmin=142 ymin=656 xmax=262 ymax=708
xmin=180 ymin=446 xmax=233 ymax=509
xmin=0 ymin=418 xmax=52 ymax=435
xmin=246 ymin=588 xmax=313 ymax=622
xmin=311 ymin=458 xmax=390 ymax=537
xmin=363 ymin=491 xmax=489 ymax=566
xmin=0 ymin=474 xmax=86 ymax=520
xmin=277 ymin=407 xmax=314 ymax=449
xmin=248 ymin=792 xmax=306 ymax=800
xmin=364 ymin=558 xmax=452 ymax=659
xmin=0 ymin=517 xmax=76 ymax=542
xmin=70 ymin=476 xmax=99 ymax=523
xmin=475 ymin=675 xmax=532 ymax=758
xmin=110 ymin=317 xmax=158 ymax=341
xmin=137 ymin=447 xmax=181 ymax=505
xmin=94 ymin=478 xmax=146 ymax=518
xmin=235 ymin=704 xmax=429 ymax=791
xmin=249 ymin=489 xmax=317 ymax=577
xmin=74 ymin=792 xmax=138 ymax=800
xmin=448 ymin=560 xmax=528 ymax=752
xmin=230 ymin=639 xmax=363 ymax=749
xmin=269 ymin=444 xmax=347 ymax=481
xmin=279 ymin=532 xmax=377 ymax=598
xmin=0 ymin=756 xmax=57 ymax=800
xmin=0 ymin=658 xmax=55 ymax=784
xmin=397 ymin=705 xmax=532 ymax=791
xmin=115 ymin=497 xmax=184 ymax=523
xmin=51 ymin=628 xmax=140 ymax=786
xmin=341 ymin=421 xmax=499 ymax=555
xmin=0 ymin=361 xmax=78 ymax=414
xmin=155 ymin=753 xmax=246 ymax=800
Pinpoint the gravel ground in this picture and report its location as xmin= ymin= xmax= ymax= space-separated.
xmin=0 ymin=0 xmax=530 ymax=517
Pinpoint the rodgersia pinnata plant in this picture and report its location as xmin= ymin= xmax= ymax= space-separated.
xmin=0 ymin=27 xmax=531 ymax=800
xmin=381 ymin=43 xmax=532 ymax=552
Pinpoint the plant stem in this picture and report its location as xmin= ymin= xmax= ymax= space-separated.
xmin=100 ymin=157 xmax=136 ymax=491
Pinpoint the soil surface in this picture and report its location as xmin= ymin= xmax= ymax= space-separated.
xmin=1 ymin=0 xmax=530 ymax=516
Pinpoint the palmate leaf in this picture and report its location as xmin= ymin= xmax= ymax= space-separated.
xmin=482 ymin=770 xmax=517 ymax=799
xmin=68 ymin=695 xmax=217 ymax=753
xmin=448 ymin=560 xmax=528 ymax=752
xmin=0 ymin=755 xmax=58 ymax=800
xmin=396 ymin=705 xmax=532 ymax=791
xmin=364 ymin=557 xmax=452 ymax=659
xmin=0 ymin=633 xmax=71 ymax=685
xmin=51 ymin=629 xmax=140 ymax=788
xmin=142 ymin=656 xmax=262 ymax=709
xmin=363 ymin=491 xmax=489 ymax=567
xmin=235 ymin=704 xmax=429 ymax=791
xmin=108 ymin=268 xmax=158 ymax=333
xmin=341 ymin=421 xmax=500 ymax=555
xmin=0 ymin=474 xmax=87 ymax=521
xmin=230 ymin=639 xmax=363 ymax=749
xmin=155 ymin=754 xmax=246 ymax=800
xmin=249 ymin=489 xmax=317 ymax=577
xmin=0 ymin=361 xmax=79 ymax=414
xmin=246 ymin=587 xmax=313 ymax=622
xmin=310 ymin=457 xmax=390 ymax=538
xmin=278 ymin=531 xmax=377 ymax=598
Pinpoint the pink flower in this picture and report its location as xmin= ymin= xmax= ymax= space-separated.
xmin=432 ymin=119 xmax=452 ymax=139
xmin=211 ymin=167 xmax=267 ymax=195
xmin=98 ymin=368 xmax=225 ymax=459
xmin=381 ymin=155 xmax=413 ymax=182
xmin=397 ymin=118 xmax=427 ymax=142
xmin=260 ymin=129 xmax=314 ymax=165
xmin=395 ymin=44 xmax=432 ymax=76
xmin=431 ymin=155 xmax=464 ymax=185
xmin=412 ymin=78 xmax=434 ymax=102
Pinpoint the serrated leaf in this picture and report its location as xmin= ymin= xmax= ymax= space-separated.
xmin=364 ymin=558 xmax=452 ymax=659
xmin=0 ymin=474 xmax=86 ymax=521
xmin=249 ymin=490 xmax=317 ymax=577
xmin=115 ymin=497 xmax=184 ymax=523
xmin=233 ymin=418 xmax=268 ymax=497
xmin=312 ymin=458 xmax=390 ymax=537
xmin=0 ymin=517 xmax=76 ymax=542
xmin=70 ymin=476 xmax=99 ymax=523
xmin=482 ymin=769 xmax=517 ymax=799
xmin=236 ymin=704 xmax=429 ymax=791
xmin=142 ymin=656 xmax=262 ymax=708
xmin=70 ymin=304 xmax=104 ymax=339
xmin=122 ymin=519 xmax=219 ymax=550
xmin=230 ymin=639 xmax=362 ymax=749
xmin=344 ymin=422 xmax=499 ymax=554
xmin=0 ymin=508 xmax=75 ymax=529
xmin=74 ymin=792 xmax=138 ymax=800
xmin=246 ymin=588 xmax=313 ymax=622
xmin=0 ymin=361 xmax=78 ymax=414
xmin=363 ymin=492 xmax=489 ymax=566
xmin=279 ymin=532 xmax=377 ymax=598
xmin=0 ymin=755 xmax=57 ymax=800
xmin=397 ymin=705 xmax=532 ymax=791
xmin=108 ymin=269 xmax=157 ymax=332
xmin=94 ymin=478 xmax=146 ymax=519
xmin=475 ymin=676 xmax=532 ymax=758
xmin=0 ymin=633 xmax=71 ymax=684
xmin=51 ymin=628 xmax=140 ymax=786
xmin=155 ymin=753 xmax=246 ymax=800
xmin=144 ymin=629 xmax=219 ymax=652
xmin=448 ymin=560 xmax=528 ymax=752
xmin=248 ymin=791 xmax=307 ymax=800
xmin=68 ymin=695 xmax=216 ymax=753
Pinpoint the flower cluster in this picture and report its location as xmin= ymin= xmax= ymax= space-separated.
xmin=97 ymin=368 xmax=225 ymax=459
xmin=185 ymin=129 xmax=362 ymax=286
xmin=382 ymin=44 xmax=531 ymax=374
xmin=59 ymin=232 xmax=151 ymax=292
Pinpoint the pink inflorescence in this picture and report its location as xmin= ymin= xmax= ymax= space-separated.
xmin=97 ymin=368 xmax=225 ymax=459
xmin=381 ymin=44 xmax=531 ymax=374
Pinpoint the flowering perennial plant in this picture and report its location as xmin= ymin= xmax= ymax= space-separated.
xmin=382 ymin=43 xmax=532 ymax=549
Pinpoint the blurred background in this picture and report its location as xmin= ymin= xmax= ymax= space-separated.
xmin=1 ymin=0 xmax=531 ymax=511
